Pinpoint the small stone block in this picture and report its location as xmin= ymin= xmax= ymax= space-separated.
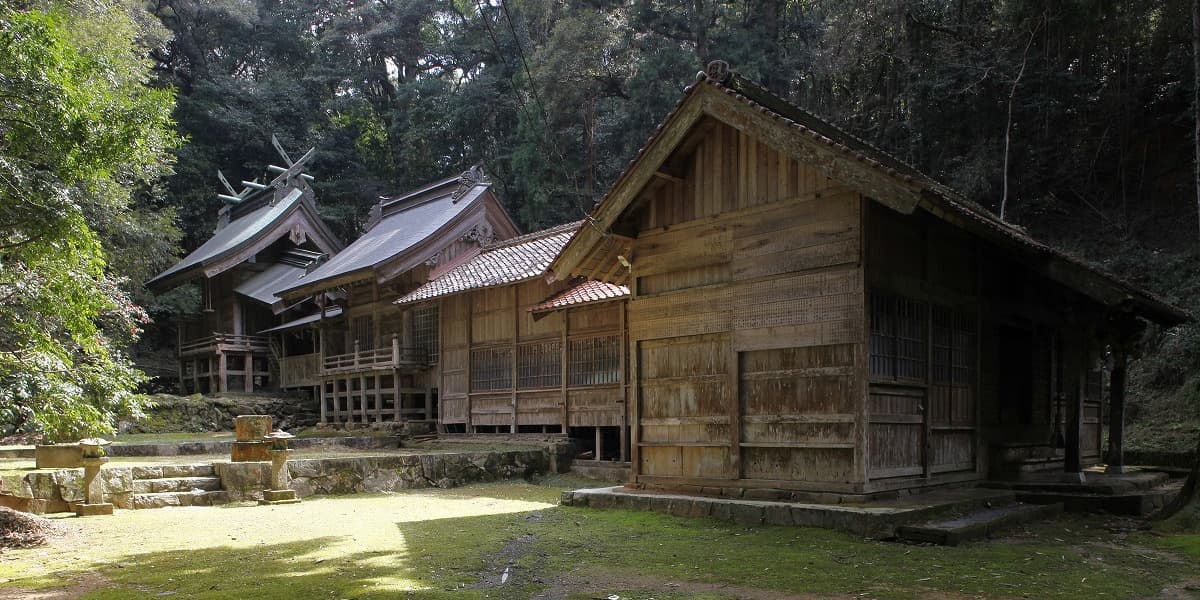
xmin=235 ymin=415 xmax=273 ymax=442
xmin=231 ymin=441 xmax=272 ymax=462
xmin=259 ymin=498 xmax=302 ymax=506
xmin=263 ymin=489 xmax=297 ymax=502
xmin=75 ymin=503 xmax=114 ymax=517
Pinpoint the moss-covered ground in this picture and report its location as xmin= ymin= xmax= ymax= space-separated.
xmin=0 ymin=475 xmax=1197 ymax=599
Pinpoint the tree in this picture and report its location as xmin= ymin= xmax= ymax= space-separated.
xmin=0 ymin=1 xmax=179 ymax=442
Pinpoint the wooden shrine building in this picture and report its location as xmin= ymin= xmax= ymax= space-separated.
xmin=395 ymin=222 xmax=631 ymax=460
xmin=547 ymin=62 xmax=1189 ymax=497
xmin=272 ymin=167 xmax=520 ymax=425
xmin=148 ymin=143 xmax=342 ymax=394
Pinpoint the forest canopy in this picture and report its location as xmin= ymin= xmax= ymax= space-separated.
xmin=2 ymin=0 xmax=1198 ymax=443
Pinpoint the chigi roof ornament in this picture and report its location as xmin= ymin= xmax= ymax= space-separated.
xmin=451 ymin=164 xmax=488 ymax=202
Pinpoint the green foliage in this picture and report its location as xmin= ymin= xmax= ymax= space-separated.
xmin=0 ymin=2 xmax=179 ymax=442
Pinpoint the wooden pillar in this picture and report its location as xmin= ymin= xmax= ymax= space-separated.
xmin=560 ymin=311 xmax=569 ymax=434
xmin=319 ymin=382 xmax=327 ymax=424
xmin=359 ymin=374 xmax=368 ymax=424
xmin=1106 ymin=346 xmax=1129 ymax=474
xmin=618 ymin=302 xmax=628 ymax=463
xmin=374 ymin=373 xmax=382 ymax=423
xmin=176 ymin=326 xmax=185 ymax=392
xmin=393 ymin=368 xmax=401 ymax=421
xmin=1062 ymin=330 xmax=1084 ymax=480
xmin=595 ymin=427 xmax=603 ymax=462
xmin=218 ymin=352 xmax=228 ymax=393
xmin=511 ymin=286 xmax=518 ymax=434
xmin=244 ymin=353 xmax=254 ymax=393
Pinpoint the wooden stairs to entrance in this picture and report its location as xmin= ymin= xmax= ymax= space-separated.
xmin=896 ymin=499 xmax=1063 ymax=546
xmin=129 ymin=464 xmax=227 ymax=509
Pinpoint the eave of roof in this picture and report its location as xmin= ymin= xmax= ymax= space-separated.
xmin=528 ymin=279 xmax=629 ymax=313
xmin=147 ymin=187 xmax=306 ymax=290
xmin=234 ymin=263 xmax=308 ymax=313
xmin=551 ymin=62 xmax=1189 ymax=326
xmin=395 ymin=221 xmax=582 ymax=305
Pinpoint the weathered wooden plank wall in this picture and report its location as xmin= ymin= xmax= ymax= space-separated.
xmin=626 ymin=119 xmax=866 ymax=490
xmin=437 ymin=278 xmax=627 ymax=433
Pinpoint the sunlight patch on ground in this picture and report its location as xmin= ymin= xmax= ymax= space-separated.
xmin=0 ymin=490 xmax=553 ymax=597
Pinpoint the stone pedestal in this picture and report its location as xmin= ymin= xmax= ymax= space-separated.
xmin=259 ymin=448 xmax=299 ymax=505
xmin=232 ymin=415 xmax=273 ymax=462
xmin=75 ymin=456 xmax=113 ymax=517
xmin=231 ymin=441 xmax=272 ymax=462
xmin=35 ymin=444 xmax=83 ymax=469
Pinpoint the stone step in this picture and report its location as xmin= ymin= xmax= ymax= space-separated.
xmin=896 ymin=502 xmax=1063 ymax=546
xmin=131 ymin=464 xmax=215 ymax=479
xmin=131 ymin=477 xmax=222 ymax=494
xmin=130 ymin=490 xmax=229 ymax=510
xmin=1012 ymin=480 xmax=1184 ymax=516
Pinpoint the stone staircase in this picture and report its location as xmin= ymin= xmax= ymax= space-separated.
xmin=896 ymin=500 xmax=1063 ymax=545
xmin=981 ymin=469 xmax=1182 ymax=516
xmin=129 ymin=464 xmax=228 ymax=509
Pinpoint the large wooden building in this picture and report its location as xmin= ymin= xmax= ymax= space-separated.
xmin=148 ymin=148 xmax=342 ymax=394
xmin=271 ymin=167 xmax=521 ymax=425
xmin=546 ymin=62 xmax=1188 ymax=497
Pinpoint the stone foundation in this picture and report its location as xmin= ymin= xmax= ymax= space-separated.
xmin=0 ymin=467 xmax=135 ymax=513
xmin=2 ymin=449 xmax=552 ymax=513
xmin=219 ymin=450 xmax=551 ymax=501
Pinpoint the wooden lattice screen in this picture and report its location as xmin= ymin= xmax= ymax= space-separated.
xmin=470 ymin=347 xmax=512 ymax=392
xmin=351 ymin=315 xmax=374 ymax=350
xmin=568 ymin=335 xmax=621 ymax=386
xmin=518 ymin=341 xmax=561 ymax=389
xmin=868 ymin=292 xmax=927 ymax=382
xmin=412 ymin=304 xmax=439 ymax=362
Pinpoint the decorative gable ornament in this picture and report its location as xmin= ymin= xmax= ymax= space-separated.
xmin=451 ymin=164 xmax=489 ymax=202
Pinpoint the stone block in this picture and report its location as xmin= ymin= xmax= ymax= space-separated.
xmin=234 ymin=415 xmax=273 ymax=441
xmin=231 ymin=441 xmax=271 ymax=462
xmin=731 ymin=504 xmax=765 ymax=525
xmin=764 ymin=504 xmax=793 ymax=526
xmin=75 ymin=503 xmax=113 ymax=517
xmin=35 ymin=445 xmax=82 ymax=469
xmin=131 ymin=466 xmax=162 ymax=480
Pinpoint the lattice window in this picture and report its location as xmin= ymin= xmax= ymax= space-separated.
xmin=568 ymin=335 xmax=620 ymax=386
xmin=351 ymin=315 xmax=374 ymax=350
xmin=470 ymin=347 xmax=512 ymax=392
xmin=931 ymin=307 xmax=975 ymax=385
xmin=868 ymin=291 xmax=927 ymax=382
xmin=518 ymin=341 xmax=561 ymax=389
xmin=412 ymin=304 xmax=439 ymax=363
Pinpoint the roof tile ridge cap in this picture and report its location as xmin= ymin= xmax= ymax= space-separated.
xmin=481 ymin=221 xmax=582 ymax=251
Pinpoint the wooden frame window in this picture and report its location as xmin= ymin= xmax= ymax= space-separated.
xmin=869 ymin=291 xmax=927 ymax=382
xmin=470 ymin=347 xmax=512 ymax=392
xmin=518 ymin=340 xmax=561 ymax=389
xmin=568 ymin=335 xmax=620 ymax=386
xmin=351 ymin=315 xmax=374 ymax=350
xmin=931 ymin=307 xmax=975 ymax=386
xmin=412 ymin=304 xmax=439 ymax=363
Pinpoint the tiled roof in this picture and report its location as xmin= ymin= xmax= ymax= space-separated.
xmin=395 ymin=221 xmax=582 ymax=305
xmin=529 ymin=280 xmax=629 ymax=313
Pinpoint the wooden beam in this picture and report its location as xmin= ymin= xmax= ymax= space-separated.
xmin=550 ymin=94 xmax=707 ymax=280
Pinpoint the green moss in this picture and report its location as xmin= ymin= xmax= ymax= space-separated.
xmin=1 ymin=481 xmax=1197 ymax=600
